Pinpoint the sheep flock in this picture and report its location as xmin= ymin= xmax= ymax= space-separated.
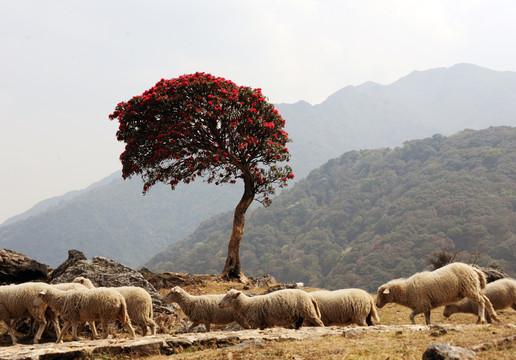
xmin=0 ymin=262 xmax=513 ymax=346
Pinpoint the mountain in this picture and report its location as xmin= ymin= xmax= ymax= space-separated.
xmin=1 ymin=64 xmax=516 ymax=269
xmin=0 ymin=173 xmax=121 ymax=227
xmin=278 ymin=63 xmax=516 ymax=178
xmin=145 ymin=126 xmax=516 ymax=292
xmin=0 ymin=176 xmax=242 ymax=268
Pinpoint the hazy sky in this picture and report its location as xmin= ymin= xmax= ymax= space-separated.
xmin=1 ymin=0 xmax=516 ymax=224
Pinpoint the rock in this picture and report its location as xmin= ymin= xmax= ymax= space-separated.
xmin=49 ymin=249 xmax=86 ymax=279
xmin=429 ymin=325 xmax=448 ymax=337
xmin=264 ymin=282 xmax=299 ymax=294
xmin=249 ymin=274 xmax=277 ymax=288
xmin=49 ymin=252 xmax=175 ymax=315
xmin=475 ymin=265 xmax=508 ymax=283
xmin=0 ymin=248 xmax=50 ymax=284
xmin=141 ymin=270 xmax=206 ymax=291
xmin=422 ymin=342 xmax=476 ymax=360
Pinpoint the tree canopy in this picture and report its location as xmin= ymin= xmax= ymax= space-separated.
xmin=109 ymin=72 xmax=293 ymax=205
xmin=109 ymin=72 xmax=293 ymax=280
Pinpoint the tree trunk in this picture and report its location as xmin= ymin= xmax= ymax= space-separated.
xmin=221 ymin=178 xmax=254 ymax=282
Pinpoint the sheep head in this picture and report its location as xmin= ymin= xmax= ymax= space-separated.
xmin=162 ymin=286 xmax=184 ymax=304
xmin=376 ymin=285 xmax=392 ymax=308
xmin=72 ymin=276 xmax=95 ymax=288
xmin=219 ymin=289 xmax=241 ymax=308
xmin=33 ymin=290 xmax=47 ymax=308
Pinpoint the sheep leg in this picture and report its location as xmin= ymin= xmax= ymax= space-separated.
xmin=203 ymin=321 xmax=211 ymax=332
xmin=186 ymin=321 xmax=200 ymax=332
xmin=355 ymin=316 xmax=368 ymax=327
xmin=123 ymin=321 xmax=136 ymax=338
xmin=366 ymin=313 xmax=373 ymax=326
xmin=294 ymin=317 xmax=304 ymax=329
xmin=424 ymin=311 xmax=432 ymax=325
xmin=89 ymin=321 xmax=99 ymax=339
xmin=56 ymin=322 xmax=72 ymax=343
xmin=511 ymin=304 xmax=516 ymax=311
xmin=5 ymin=320 xmax=19 ymax=345
xmin=101 ymin=320 xmax=109 ymax=339
xmin=48 ymin=311 xmax=61 ymax=340
xmin=32 ymin=316 xmax=47 ymax=344
xmin=305 ymin=315 xmax=324 ymax=327
xmin=409 ymin=308 xmax=425 ymax=324
xmin=485 ymin=311 xmax=493 ymax=324
xmin=472 ymin=296 xmax=487 ymax=323
xmin=481 ymin=294 xmax=499 ymax=323
xmin=149 ymin=319 xmax=157 ymax=335
xmin=70 ymin=322 xmax=82 ymax=341
xmin=140 ymin=323 xmax=148 ymax=336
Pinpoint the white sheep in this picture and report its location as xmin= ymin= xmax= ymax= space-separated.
xmin=73 ymin=277 xmax=156 ymax=335
xmin=71 ymin=276 xmax=95 ymax=289
xmin=376 ymin=262 xmax=498 ymax=325
xmin=443 ymin=277 xmax=516 ymax=323
xmin=34 ymin=287 xmax=136 ymax=343
xmin=218 ymin=288 xmax=325 ymax=329
xmin=54 ymin=281 xmax=92 ymax=291
xmin=162 ymin=286 xmax=248 ymax=332
xmin=309 ymin=288 xmax=380 ymax=326
xmin=51 ymin=280 xmax=100 ymax=338
xmin=109 ymin=286 xmax=156 ymax=335
xmin=0 ymin=282 xmax=60 ymax=344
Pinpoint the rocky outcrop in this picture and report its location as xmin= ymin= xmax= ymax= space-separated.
xmin=476 ymin=265 xmax=508 ymax=283
xmin=49 ymin=250 xmax=175 ymax=315
xmin=0 ymin=249 xmax=49 ymax=284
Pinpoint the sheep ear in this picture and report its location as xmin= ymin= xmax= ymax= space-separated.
xmin=382 ymin=288 xmax=390 ymax=295
xmin=38 ymin=290 xmax=46 ymax=296
xmin=233 ymin=291 xmax=241 ymax=298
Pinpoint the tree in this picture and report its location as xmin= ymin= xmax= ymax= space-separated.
xmin=109 ymin=72 xmax=293 ymax=282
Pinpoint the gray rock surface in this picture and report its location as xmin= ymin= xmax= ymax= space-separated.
xmin=50 ymin=250 xmax=174 ymax=314
xmin=422 ymin=342 xmax=476 ymax=360
xmin=0 ymin=248 xmax=49 ymax=284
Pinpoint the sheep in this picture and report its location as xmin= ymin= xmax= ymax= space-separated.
xmin=162 ymin=286 xmax=248 ymax=332
xmin=0 ymin=282 xmax=60 ymax=344
xmin=108 ymin=286 xmax=156 ymax=336
xmin=376 ymin=262 xmax=499 ymax=325
xmin=218 ymin=288 xmax=325 ymax=330
xmin=71 ymin=276 xmax=95 ymax=289
xmin=73 ymin=277 xmax=156 ymax=336
xmin=54 ymin=282 xmax=92 ymax=291
xmin=51 ymin=281 xmax=99 ymax=338
xmin=443 ymin=278 xmax=516 ymax=323
xmin=34 ymin=287 xmax=136 ymax=343
xmin=309 ymin=288 xmax=380 ymax=326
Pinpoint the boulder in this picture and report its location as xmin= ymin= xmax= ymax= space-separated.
xmin=0 ymin=248 xmax=49 ymax=284
xmin=50 ymin=250 xmax=174 ymax=314
xmin=422 ymin=342 xmax=476 ymax=360
xmin=476 ymin=265 xmax=508 ymax=283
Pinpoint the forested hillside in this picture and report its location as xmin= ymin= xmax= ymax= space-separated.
xmin=145 ymin=126 xmax=516 ymax=292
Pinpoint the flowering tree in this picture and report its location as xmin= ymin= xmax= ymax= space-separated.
xmin=109 ymin=72 xmax=293 ymax=281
